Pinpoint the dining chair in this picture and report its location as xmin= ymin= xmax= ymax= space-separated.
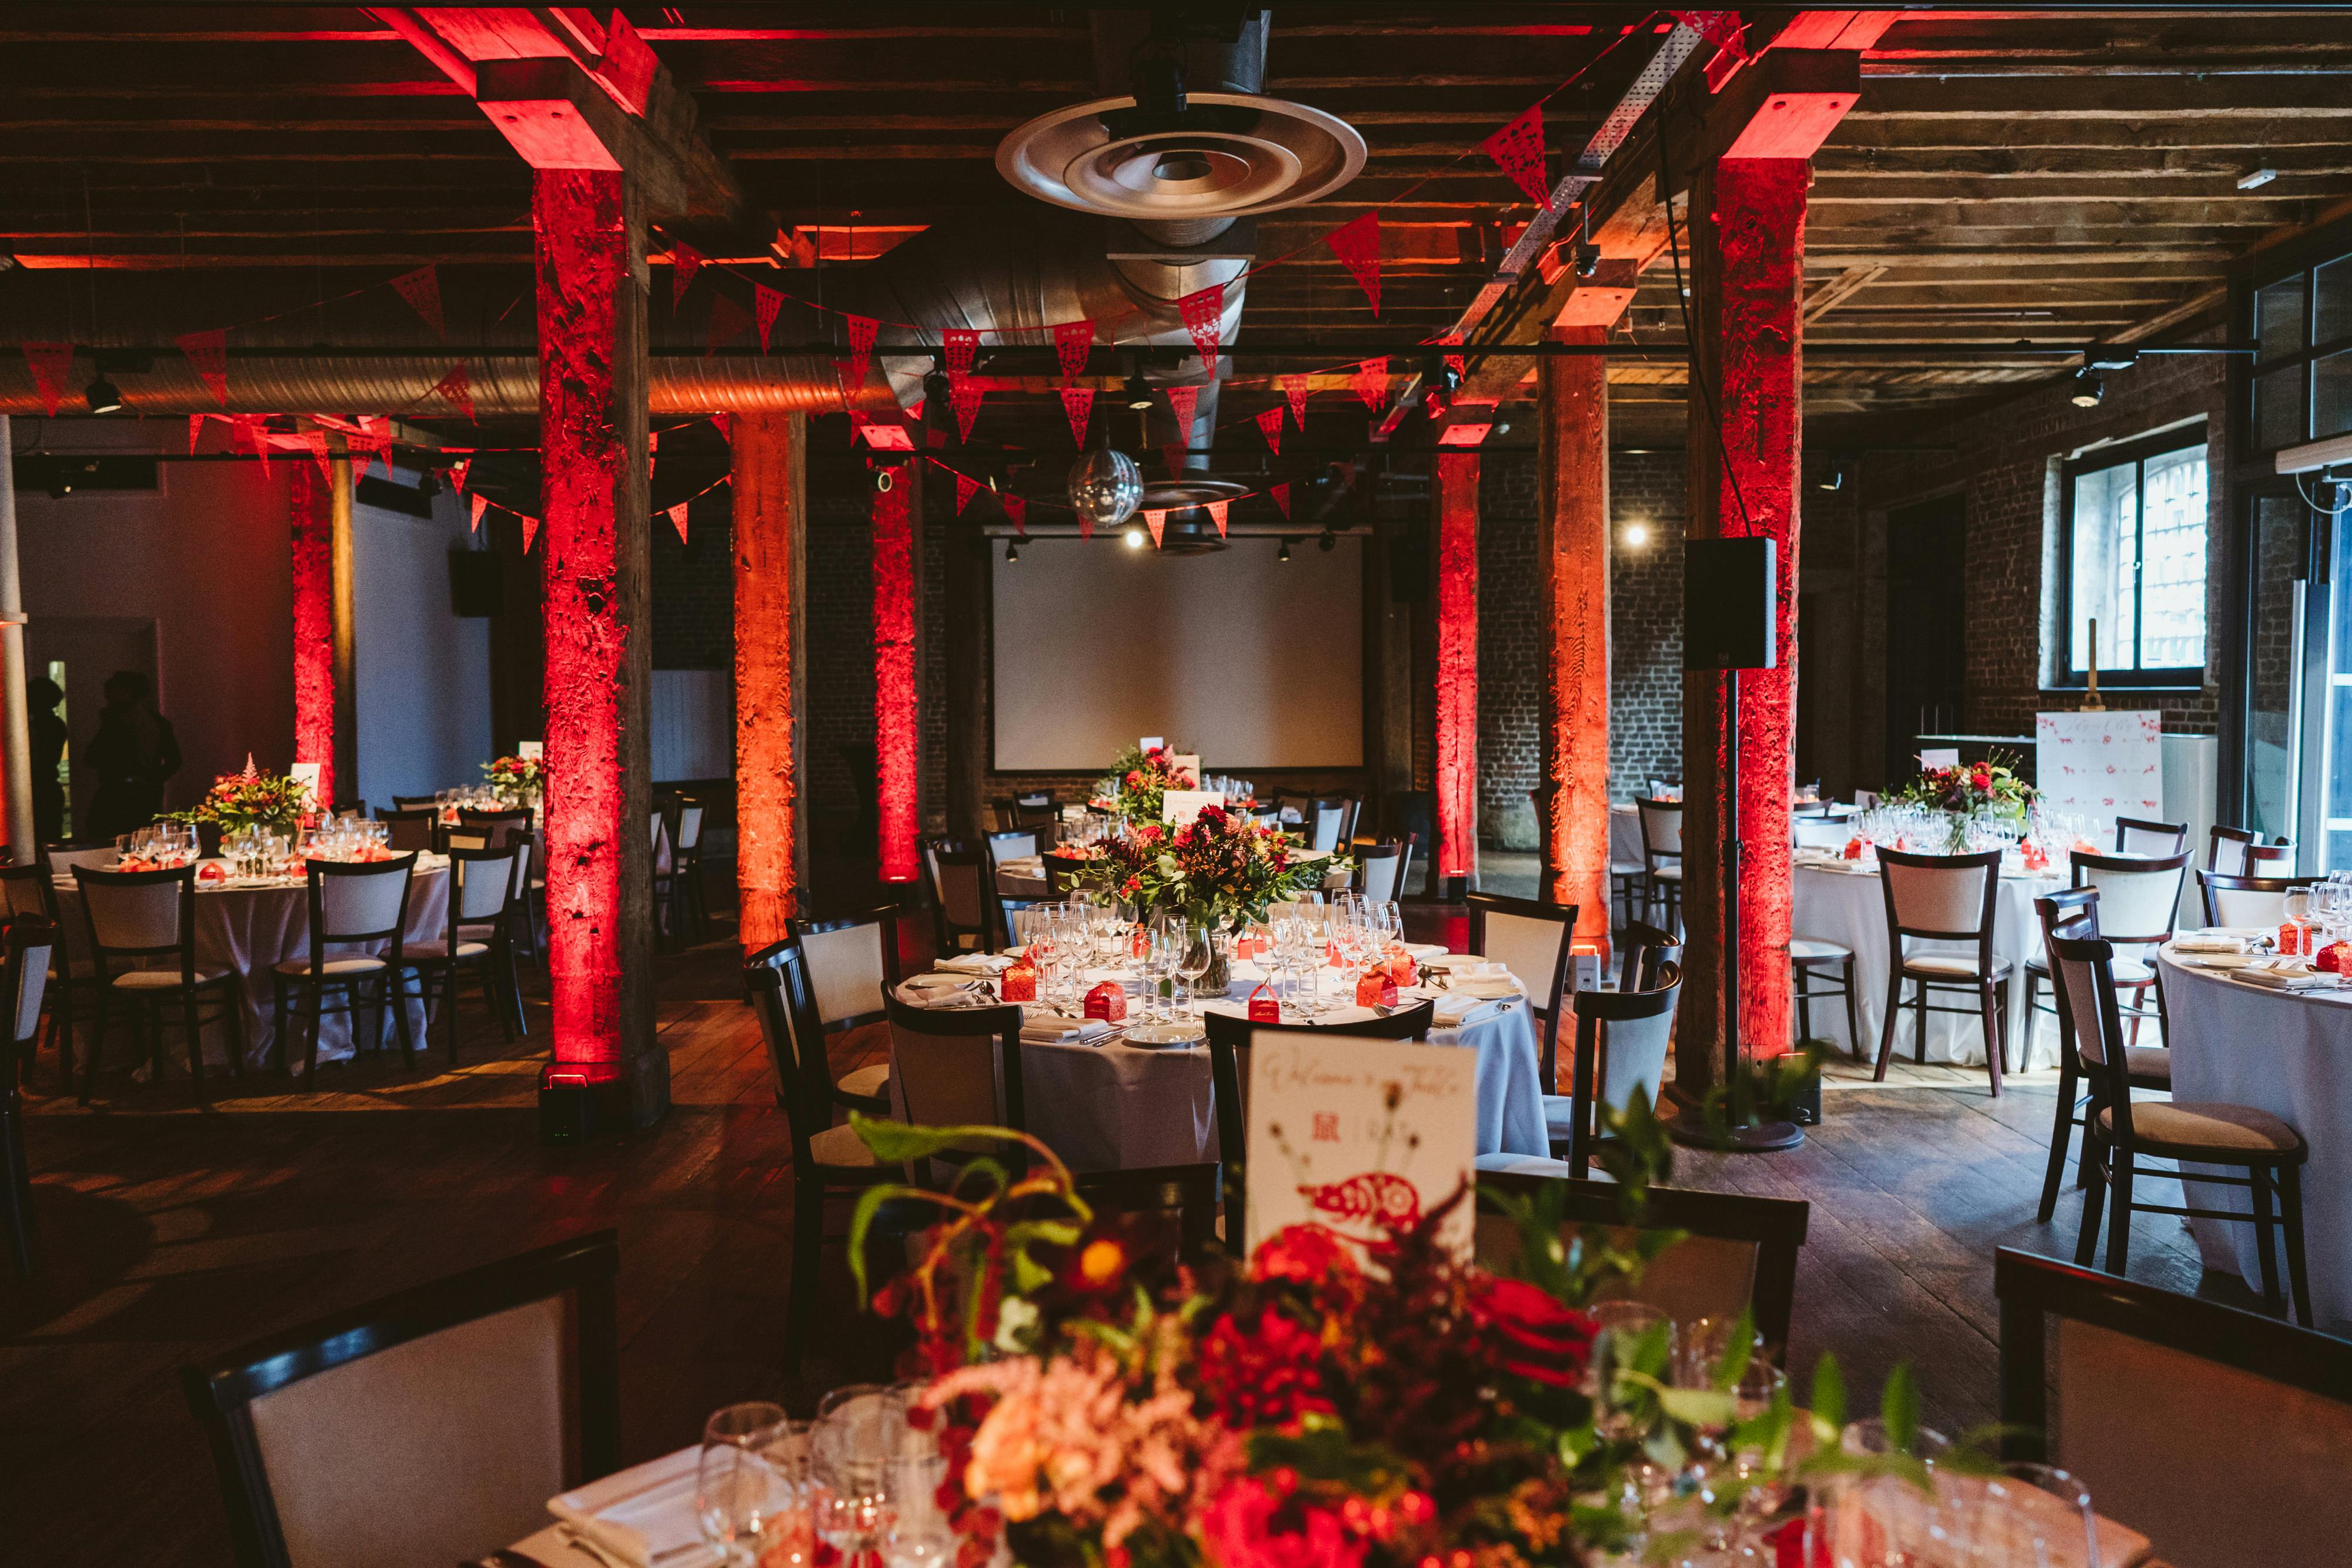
xmin=0 ymin=861 xmax=76 ymax=1089
xmin=990 ymin=797 xmax=1023 ymax=832
xmin=921 ymin=838 xmax=995 ymax=955
xmin=2206 ymin=823 xmax=2260 ymax=875
xmin=1585 ymin=792 xmax=1645 ymax=931
xmin=745 ymin=941 xmax=906 ymax=1373
xmin=2246 ymin=840 xmax=2297 ymax=871
xmin=985 ymin=827 xmax=1038 ymax=865
xmin=1308 ymin=797 xmax=1354 ymax=852
xmin=1790 ymin=932 xmax=1862 ymax=1059
xmin=2195 ymin=870 xmax=2323 ymax=929
xmin=784 ymin=906 xmax=904 ymax=1114
xmin=73 ymin=863 xmax=245 ymax=1106
xmin=1618 ymin=920 xmax=1682 ymax=994
xmin=1013 ymin=794 xmax=1060 ymax=842
xmin=2 ymin=917 xmax=56 ymax=1278
xmin=1871 ymin=847 xmax=2009 ymax=1095
xmin=1633 ymin=797 xmax=1683 ymax=933
xmin=2040 ymin=848 xmax=2190 ymax=1044
xmin=1466 ymin=892 xmax=1578 ymax=1090
xmin=1996 ymin=1249 xmax=2352 ymax=1568
xmin=1646 ymin=775 xmax=1680 ymax=798
xmin=1547 ymin=966 xmax=1681 ymax=1176
xmin=2051 ymin=927 xmax=2311 ymax=1324
xmin=881 ymin=989 xmax=1027 ymax=1186
xmin=1476 ymin=1172 xmax=1810 ymax=1366
xmin=1204 ymin=1004 xmax=1438 ymax=1253
xmin=648 ymin=806 xmax=681 ymax=950
xmin=1791 ymin=813 xmax=1852 ymax=851
xmin=495 ymin=835 xmax=544 ymax=981
xmin=1351 ymin=835 xmax=1415 ymax=903
xmin=2114 ymin=815 xmax=2189 ymax=857
xmin=389 ymin=793 xmax=440 ymax=810
xmin=272 ymin=854 xmax=417 ymax=1089
xmin=377 ymin=806 xmax=437 ymax=854
xmin=1247 ymin=805 xmax=1282 ymax=830
xmin=670 ymin=795 xmax=710 ymax=940
xmin=455 ymin=805 xmax=532 ymax=850
xmin=396 ymin=845 xmax=518 ymax=1068
xmin=181 ymin=1228 xmax=620 ymax=1568
xmin=45 ymin=842 xmax=122 ymax=877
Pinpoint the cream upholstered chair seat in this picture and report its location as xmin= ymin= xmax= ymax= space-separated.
xmin=1901 ymin=951 xmax=2012 ymax=979
xmin=1790 ymin=937 xmax=1851 ymax=962
xmin=271 ymin=955 xmax=386 ymax=977
xmin=837 ymin=1062 xmax=890 ymax=1101
xmin=401 ymin=940 xmax=489 ymax=962
xmin=114 ymin=965 xmax=232 ymax=988
xmin=809 ymin=1122 xmax=890 ymax=1169
xmin=1650 ymin=862 xmax=1682 ymax=880
xmin=2100 ymin=1100 xmax=2301 ymax=1156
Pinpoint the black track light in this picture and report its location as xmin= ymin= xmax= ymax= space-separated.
xmin=83 ymin=374 xmax=123 ymax=414
xmin=2070 ymin=368 xmax=2104 ymax=409
xmin=1817 ymin=461 xmax=1846 ymax=493
xmin=1317 ymin=530 xmax=1337 ymax=553
xmin=1123 ymin=373 xmax=1154 ymax=411
xmin=1573 ymin=243 xmax=1601 ymax=279
xmin=1005 ymin=540 xmax=1020 ymax=563
xmin=1277 ymin=538 xmax=1292 ymax=563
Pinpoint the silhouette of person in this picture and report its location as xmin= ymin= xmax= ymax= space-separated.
xmin=82 ymin=670 xmax=181 ymax=842
xmin=25 ymin=675 xmax=65 ymax=846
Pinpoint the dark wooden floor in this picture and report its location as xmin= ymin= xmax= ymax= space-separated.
xmin=1 ymin=905 xmax=2265 ymax=1567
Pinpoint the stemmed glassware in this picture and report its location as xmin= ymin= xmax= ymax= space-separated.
xmin=696 ymin=1402 xmax=798 ymax=1566
xmin=811 ymin=1385 xmax=900 ymax=1568
xmin=1177 ymin=923 xmax=1213 ymax=1017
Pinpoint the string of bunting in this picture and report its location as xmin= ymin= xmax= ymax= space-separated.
xmin=920 ymin=453 xmax=1293 ymax=530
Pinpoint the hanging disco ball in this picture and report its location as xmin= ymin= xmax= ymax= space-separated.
xmin=1068 ymin=448 xmax=1144 ymax=531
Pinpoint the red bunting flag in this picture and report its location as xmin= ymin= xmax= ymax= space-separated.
xmin=1436 ymin=332 xmax=1465 ymax=382
xmin=520 ymin=513 xmax=540 ymax=554
xmin=470 ymin=492 xmax=488 ymax=534
xmin=1052 ymin=319 xmax=1094 ymax=381
xmin=240 ymin=414 xmax=273 ymax=470
xmin=1177 ymin=285 xmax=1224 ymax=372
xmin=1272 ymin=482 xmax=1292 ymax=520
xmin=844 ymin=313 xmax=879 ymax=388
xmin=188 ymin=413 xmax=207 ymax=454
xmin=1254 ymin=407 xmax=1284 ymax=455
xmin=1003 ymin=493 xmax=1027 ymax=536
xmin=1162 ymin=444 xmax=1187 ymax=479
xmin=943 ymin=327 xmax=980 ymax=382
xmin=1058 ymin=385 xmax=1094 ymax=448
xmin=1207 ymin=498 xmax=1230 ymax=539
xmin=949 ymin=376 xmax=984 ymax=441
xmin=648 ymin=429 xmax=660 ymax=480
xmin=667 ymin=502 xmax=690 ymax=545
xmin=1165 ymin=384 xmax=1198 ymax=443
xmin=1078 ymin=510 xmax=1094 ymax=542
xmin=1144 ymin=508 xmax=1167 ymax=547
xmin=754 ymin=285 xmax=783 ymax=353
xmin=303 ymin=430 xmax=333 ymax=482
xmin=21 ymin=343 xmax=74 ymax=416
xmin=705 ymin=293 xmax=754 ymax=356
xmin=429 ymin=360 xmax=475 ymax=421
xmin=669 ymin=242 xmax=704 ymax=309
xmin=1481 ymin=103 xmax=1553 ymax=210
xmin=347 ymin=432 xmax=387 ymax=480
xmin=954 ymin=470 xmax=981 ymax=514
xmin=711 ymin=412 xmax=733 ymax=445
xmin=1351 ymin=357 xmax=1390 ymax=411
xmin=1325 ymin=212 xmax=1382 ymax=316
xmin=449 ymin=457 xmax=472 ymax=494
xmin=389 ymin=265 xmax=445 ymax=340
xmin=175 ymin=329 xmax=229 ymax=408
xmin=1283 ymin=375 xmax=1310 ymax=430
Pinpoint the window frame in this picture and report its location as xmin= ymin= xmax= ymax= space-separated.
xmin=2246 ymin=245 xmax=2352 ymax=458
xmin=2052 ymin=427 xmax=2211 ymax=690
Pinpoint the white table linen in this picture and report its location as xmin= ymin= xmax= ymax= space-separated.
xmin=1609 ymin=802 xmax=1644 ymax=870
xmin=2159 ymin=949 xmax=2352 ymax=1328
xmin=1791 ymin=857 xmax=2061 ymax=1068
xmin=53 ymin=861 xmax=450 ymax=1071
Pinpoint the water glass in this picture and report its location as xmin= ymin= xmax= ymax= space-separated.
xmin=1178 ymin=923 xmax=1213 ymax=1013
xmin=1949 ymin=1463 xmax=2099 ymax=1567
xmin=1586 ymin=1300 xmax=1674 ymax=1433
xmin=697 ymin=1402 xmax=793 ymax=1566
xmin=813 ymin=1385 xmax=902 ymax=1564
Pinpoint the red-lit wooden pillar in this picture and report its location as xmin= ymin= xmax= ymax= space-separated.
xmin=1433 ymin=452 xmax=1479 ymax=897
xmin=734 ymin=412 xmax=809 ymax=948
xmin=289 ymin=464 xmax=337 ymax=807
xmin=873 ymin=464 xmax=921 ymax=885
xmin=533 ymin=165 xmax=663 ymax=1128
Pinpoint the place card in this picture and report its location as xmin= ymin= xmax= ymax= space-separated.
xmin=1161 ymin=788 xmax=1225 ymax=825
xmin=517 ymin=739 xmax=544 ymax=759
xmin=289 ymin=761 xmax=322 ymax=794
xmin=1245 ymin=1032 xmax=1477 ymax=1261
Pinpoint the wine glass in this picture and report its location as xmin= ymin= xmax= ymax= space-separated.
xmin=697 ymin=1402 xmax=792 ymax=1566
xmin=1178 ymin=924 xmax=1212 ymax=1016
xmin=813 ymin=1385 xmax=901 ymax=1567
xmin=1957 ymin=1463 xmax=2099 ymax=1568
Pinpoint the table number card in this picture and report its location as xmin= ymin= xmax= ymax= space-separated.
xmin=517 ymin=739 xmax=544 ymax=759
xmin=1245 ymin=1032 xmax=1478 ymax=1261
xmin=289 ymin=762 xmax=323 ymax=795
xmin=1169 ymin=752 xmax=1202 ymax=784
xmin=1917 ymin=747 xmax=1960 ymax=771
xmin=2036 ymin=709 xmax=2161 ymax=844
xmin=1161 ymin=788 xmax=1225 ymax=825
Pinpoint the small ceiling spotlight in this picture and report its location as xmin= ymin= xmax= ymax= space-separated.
xmin=1817 ymin=460 xmax=1846 ymax=493
xmin=1574 ymin=243 xmax=1602 ymax=279
xmin=2070 ymin=368 xmax=2105 ymax=409
xmin=83 ymin=374 xmax=123 ymax=415
xmin=1005 ymin=540 xmax=1020 ymax=563
xmin=1124 ymin=525 xmax=1146 ymax=549
xmin=1623 ymin=521 xmax=1649 ymax=549
xmin=2237 ymin=167 xmax=2279 ymax=190
xmin=1317 ymin=529 xmax=1337 ymax=553
xmin=1277 ymin=537 xmax=1292 ymax=563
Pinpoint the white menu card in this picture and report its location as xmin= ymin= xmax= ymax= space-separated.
xmin=1160 ymin=789 xmax=1225 ymax=825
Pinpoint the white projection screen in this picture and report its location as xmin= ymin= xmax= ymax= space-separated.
xmin=992 ymin=536 xmax=1363 ymax=770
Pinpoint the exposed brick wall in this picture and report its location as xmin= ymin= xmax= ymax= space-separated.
xmin=1609 ymin=450 xmax=1687 ymax=799
xmin=649 ymin=487 xmax=733 ymax=670
xmin=806 ymin=479 xmax=877 ymax=832
xmin=1477 ymin=456 xmax=1541 ymax=847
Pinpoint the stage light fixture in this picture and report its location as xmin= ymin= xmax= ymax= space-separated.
xmin=1005 ymin=540 xmax=1020 ymax=563
xmin=1817 ymin=461 xmax=1846 ymax=492
xmin=1277 ymin=538 xmax=1291 ymax=562
xmin=1123 ymin=373 xmax=1154 ymax=410
xmin=83 ymin=374 xmax=123 ymax=414
xmin=2070 ymin=369 xmax=2104 ymax=408
xmin=1574 ymin=243 xmax=1601 ymax=279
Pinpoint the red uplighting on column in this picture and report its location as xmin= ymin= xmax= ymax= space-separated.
xmin=873 ymin=478 xmax=919 ymax=884
xmin=288 ymin=464 xmax=335 ymax=807
xmin=536 ymin=166 xmax=629 ymax=1078
xmin=1434 ymin=452 xmax=1479 ymax=885
xmin=1540 ymin=333 xmax=1611 ymax=959
xmin=734 ymin=416 xmax=801 ymax=948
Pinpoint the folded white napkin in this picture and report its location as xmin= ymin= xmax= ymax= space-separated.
xmin=2234 ymin=962 xmax=2338 ymax=991
xmin=938 ymin=952 xmax=1012 ymax=974
xmin=546 ymin=1446 xmax=710 ymax=1568
xmin=1403 ymin=942 xmax=1448 ymax=959
xmin=2173 ymin=931 xmax=2249 ymax=954
xmin=1446 ymin=962 xmax=1525 ymax=999
xmin=1021 ymin=1017 xmax=1112 ymax=1045
xmin=1434 ymin=992 xmax=1504 ymax=1028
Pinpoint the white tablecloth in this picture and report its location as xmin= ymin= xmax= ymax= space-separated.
xmin=1791 ymin=858 xmax=2062 ymax=1069
xmin=52 ymin=862 xmax=449 ymax=1071
xmin=2159 ymin=950 xmax=2352 ymax=1328
xmin=1609 ymin=803 xmax=1643 ymax=870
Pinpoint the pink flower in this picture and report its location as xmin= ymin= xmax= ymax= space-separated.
xmin=1199 ymin=1477 xmax=1366 ymax=1568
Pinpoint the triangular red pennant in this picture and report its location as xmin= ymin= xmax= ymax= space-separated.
xmin=1058 ymin=385 xmax=1094 ymax=447
xmin=1325 ymin=212 xmax=1382 ymax=316
xmin=21 ymin=343 xmax=74 ymax=416
xmin=667 ymin=501 xmax=690 ymax=544
xmin=519 ymin=512 xmax=540 ymax=554
xmin=188 ymin=413 xmax=207 ymax=454
xmin=1272 ymin=482 xmax=1292 ymax=520
xmin=469 ymin=492 xmax=488 ymax=533
xmin=1162 ymin=444 xmax=1187 ymax=479
xmin=429 ymin=360 xmax=475 ymax=421
xmin=1144 ymin=508 xmax=1167 ymax=547
xmin=754 ymin=286 xmax=783 ymax=353
xmin=174 ymin=330 xmax=229 ymax=408
xmin=669 ymin=242 xmax=703 ymax=309
xmin=304 ymin=430 xmax=333 ymax=482
xmin=240 ymin=415 xmax=273 ymax=470
xmin=1352 ymin=356 xmax=1390 ymax=410
xmin=1177 ymin=285 xmax=1223 ymax=371
xmin=844 ymin=313 xmax=879 ymax=389
xmin=1165 ymin=383 xmax=1198 ymax=445
xmin=943 ymin=327 xmax=980 ymax=382
xmin=1482 ymin=103 xmax=1553 ymax=210
xmin=389 ymin=265 xmax=445 ymax=340
xmin=712 ymin=412 xmax=732 ymax=445
xmin=648 ymin=429 xmax=660 ymax=480
xmin=1052 ymin=319 xmax=1093 ymax=380
xmin=1254 ymin=407 xmax=1283 ymax=455
xmin=449 ymin=457 xmax=472 ymax=494
xmin=1079 ymin=511 xmax=1094 ymax=541
xmin=954 ymin=470 xmax=981 ymax=514
xmin=948 ymin=378 xmax=984 ymax=441
xmin=704 ymin=293 xmax=754 ymax=356
xmin=1436 ymin=332 xmax=1465 ymax=381
xmin=1284 ymin=376 xmax=1310 ymax=430
xmin=1207 ymin=499 xmax=1229 ymax=539
xmin=1003 ymin=493 xmax=1027 ymax=536
xmin=347 ymin=432 xmax=385 ymax=480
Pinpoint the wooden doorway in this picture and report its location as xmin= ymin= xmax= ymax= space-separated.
xmin=1883 ymin=495 xmax=1968 ymax=784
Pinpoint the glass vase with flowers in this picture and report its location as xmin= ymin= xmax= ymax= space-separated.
xmin=1886 ymin=752 xmax=2036 ymax=854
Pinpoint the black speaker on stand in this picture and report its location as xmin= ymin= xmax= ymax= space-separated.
xmin=1671 ymin=537 xmax=1803 ymax=1154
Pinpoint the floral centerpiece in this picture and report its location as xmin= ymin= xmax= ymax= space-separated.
xmin=1887 ymin=752 xmax=2036 ymax=853
xmin=1097 ymin=744 xmax=1197 ymax=824
xmin=1081 ymin=805 xmax=1321 ymax=991
xmin=168 ymin=754 xmax=312 ymax=839
xmin=482 ymin=751 xmax=545 ymax=810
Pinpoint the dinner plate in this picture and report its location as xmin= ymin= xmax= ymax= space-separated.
xmin=2173 ymin=952 xmax=2257 ymax=969
xmin=1125 ymin=1021 xmax=1204 ymax=1048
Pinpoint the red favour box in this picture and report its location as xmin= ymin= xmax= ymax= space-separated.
xmin=1000 ymin=959 xmax=1037 ymax=1002
xmin=2280 ymin=922 xmax=2310 ymax=957
xmin=2316 ymin=941 xmax=2349 ymax=974
xmin=1084 ymin=981 xmax=1127 ymax=1022
xmin=1355 ymin=969 xmax=1399 ymax=1008
xmin=1382 ymin=951 xmax=1418 ymax=988
xmin=1247 ymin=982 xmax=1281 ymax=1024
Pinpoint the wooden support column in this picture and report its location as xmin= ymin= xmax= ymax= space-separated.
xmin=0 ymin=415 xmax=31 ymax=862
xmin=289 ymin=464 xmax=337 ymax=807
xmin=1433 ymin=452 xmax=1479 ymax=896
xmin=534 ymin=165 xmax=662 ymax=1128
xmin=733 ymin=412 xmax=808 ymax=950
xmin=329 ymin=447 xmax=356 ymax=805
xmin=873 ymin=466 xmax=921 ymax=885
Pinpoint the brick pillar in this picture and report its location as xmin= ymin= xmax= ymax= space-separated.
xmin=1537 ymin=325 xmax=1613 ymax=957
xmin=873 ymin=470 xmax=920 ymax=885
xmin=289 ymin=464 xmax=336 ymax=806
xmin=1434 ymin=452 xmax=1479 ymax=894
xmin=734 ymin=412 xmax=808 ymax=950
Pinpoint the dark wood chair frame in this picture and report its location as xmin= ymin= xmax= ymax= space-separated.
xmin=376 ymin=805 xmax=440 ymax=855
xmin=272 ymin=854 xmax=419 ymax=1089
xmin=2022 ymin=848 xmax=2189 ymax=1055
xmin=2196 ymin=870 xmax=2324 ymax=928
xmin=1556 ymin=969 xmax=1681 ymax=1176
xmin=1633 ymin=797 xmax=1683 ymax=933
xmin=2205 ymin=823 xmax=2259 ymax=873
xmin=1994 ymin=1245 xmax=2352 ymax=1463
xmin=1350 ymin=834 xmax=1416 ymax=903
xmin=1871 ymin=847 xmax=2009 ymax=1096
xmin=880 ymin=988 xmax=1029 ymax=1182
xmin=2113 ymin=814 xmax=2189 ymax=856
xmin=180 ymin=1228 xmax=620 ymax=1568
xmin=1791 ymin=940 xmax=1863 ymax=1058
xmin=397 ymin=844 xmax=520 ymax=1069
xmin=1618 ymin=921 xmax=1682 ymax=994
xmin=780 ymin=906 xmax=904 ymax=1115
xmin=74 ymin=863 xmax=246 ymax=1106
xmin=1477 ymin=1170 xmax=1809 ymax=1365
xmin=2024 ymin=888 xmax=2170 ymax=1226
xmin=0 ymin=861 xmax=75 ymax=1090
xmin=922 ymin=837 xmax=996 ymax=955
xmin=2 ymin=917 xmax=56 ymax=1278
xmin=1467 ymin=891 xmax=1578 ymax=1088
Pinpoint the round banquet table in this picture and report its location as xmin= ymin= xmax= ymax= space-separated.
xmin=2158 ymin=948 xmax=2352 ymax=1328
xmin=52 ymin=858 xmax=450 ymax=1073
xmin=889 ymin=962 xmax=1549 ymax=1172
xmin=1790 ymin=855 xmax=2062 ymax=1069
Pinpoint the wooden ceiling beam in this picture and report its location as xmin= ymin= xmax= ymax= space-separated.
xmin=1850 ymin=75 xmax=2352 ymax=116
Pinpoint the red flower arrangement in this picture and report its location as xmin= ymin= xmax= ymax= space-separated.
xmin=1083 ymin=805 xmax=1319 ymax=931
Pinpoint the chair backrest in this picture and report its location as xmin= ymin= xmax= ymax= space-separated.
xmin=1353 ymin=840 xmax=1405 ymax=903
xmin=75 ymin=864 xmax=193 ymax=961
xmin=1877 ymin=850 xmax=2001 ymax=981
xmin=924 ymin=839 xmax=991 ymax=951
xmin=2196 ymin=871 xmax=2321 ymax=930
xmin=308 ymin=854 xmax=416 ymax=948
xmin=1559 ymin=971 xmax=1681 ymax=1172
xmin=882 ymin=991 xmax=1026 ymax=1171
xmin=47 ymin=844 xmax=121 ymax=875
xmin=1619 ymin=921 xmax=1682 ymax=993
xmin=1635 ymin=798 xmax=1682 ymax=861
xmin=650 ymin=810 xmax=672 ymax=875
xmin=456 ymin=808 xmax=533 ymax=851
xmin=2246 ymin=841 xmax=2296 ymax=871
xmin=443 ymin=828 xmax=489 ymax=853
xmin=2067 ymin=849 xmax=2189 ymax=947
xmin=675 ymin=800 xmax=704 ymax=852
xmin=789 ymin=908 xmax=900 ymax=1030
xmin=181 ymin=1231 xmax=619 ymax=1568
xmin=446 ymin=847 xmax=519 ymax=928
xmin=744 ymin=940 xmax=836 ymax=1167
xmin=2206 ymin=824 xmax=2259 ymax=876
xmin=7 ymin=916 xmax=55 ymax=1049
xmin=507 ymin=839 xmax=534 ymax=908
xmin=1466 ymin=890 xmax=1578 ymax=1031
xmin=2114 ymin=815 xmax=2189 ymax=857
xmin=1475 ymin=1172 xmax=1810 ymax=1363
xmin=1995 ymin=1247 xmax=2352 ymax=1568
xmin=0 ymin=862 xmax=58 ymax=924
xmin=2031 ymin=888 xmax=2102 ymax=1068
xmin=2047 ymin=930 xmax=2139 ymax=1135
xmin=379 ymin=807 xmax=437 ymax=854
xmin=390 ymin=794 xmax=439 ymax=811
xmin=985 ymin=828 xmax=1038 ymax=865
xmin=1308 ymin=798 xmax=1352 ymax=852
xmin=1646 ymin=775 xmax=1680 ymax=797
